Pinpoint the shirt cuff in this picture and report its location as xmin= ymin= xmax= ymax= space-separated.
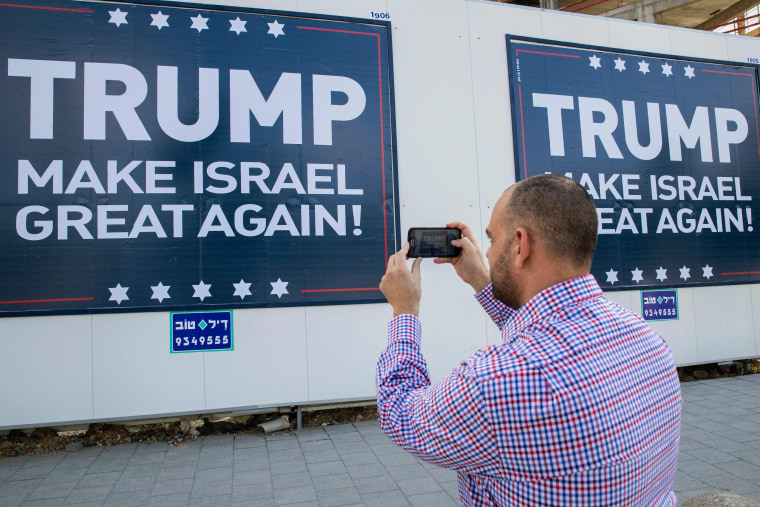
xmin=388 ymin=314 xmax=422 ymax=347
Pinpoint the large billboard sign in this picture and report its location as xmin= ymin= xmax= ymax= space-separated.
xmin=0 ymin=0 xmax=397 ymax=316
xmin=508 ymin=37 xmax=760 ymax=290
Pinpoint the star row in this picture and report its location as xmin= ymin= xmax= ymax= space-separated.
xmin=107 ymin=278 xmax=289 ymax=305
xmin=588 ymin=54 xmax=696 ymax=79
xmin=604 ymin=265 xmax=714 ymax=285
xmin=107 ymin=8 xmax=286 ymax=37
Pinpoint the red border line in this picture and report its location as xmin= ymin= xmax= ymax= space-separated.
xmin=703 ymin=69 xmax=760 ymax=163
xmin=0 ymin=2 xmax=93 ymax=12
xmin=0 ymin=297 xmax=94 ymax=305
xmin=722 ymin=271 xmax=760 ymax=275
xmin=515 ymin=49 xmax=581 ymax=59
xmin=297 ymin=26 xmax=388 ymax=294
xmin=302 ymin=287 xmax=380 ymax=293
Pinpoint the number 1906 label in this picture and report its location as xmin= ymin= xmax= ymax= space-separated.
xmin=171 ymin=310 xmax=233 ymax=353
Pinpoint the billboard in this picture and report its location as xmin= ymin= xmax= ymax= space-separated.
xmin=508 ymin=37 xmax=760 ymax=290
xmin=0 ymin=0 xmax=398 ymax=316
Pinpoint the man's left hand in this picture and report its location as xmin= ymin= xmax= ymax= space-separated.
xmin=380 ymin=242 xmax=423 ymax=317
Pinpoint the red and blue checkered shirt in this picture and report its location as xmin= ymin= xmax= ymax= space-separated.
xmin=377 ymin=275 xmax=681 ymax=506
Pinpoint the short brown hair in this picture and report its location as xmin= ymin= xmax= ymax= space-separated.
xmin=506 ymin=174 xmax=598 ymax=267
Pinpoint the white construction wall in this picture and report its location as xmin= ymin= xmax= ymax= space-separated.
xmin=2 ymin=0 xmax=759 ymax=429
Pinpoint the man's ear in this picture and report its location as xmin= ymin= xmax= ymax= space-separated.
xmin=513 ymin=226 xmax=531 ymax=269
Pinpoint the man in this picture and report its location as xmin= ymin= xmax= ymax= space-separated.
xmin=377 ymin=174 xmax=681 ymax=506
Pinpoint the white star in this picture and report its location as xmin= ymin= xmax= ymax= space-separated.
xmin=638 ymin=60 xmax=650 ymax=75
xmin=150 ymin=282 xmax=171 ymax=303
xmin=605 ymin=268 xmax=619 ymax=285
xmin=108 ymin=8 xmax=128 ymax=27
xmin=150 ymin=11 xmax=169 ymax=30
xmin=192 ymin=281 xmax=212 ymax=301
xmin=614 ymin=57 xmax=626 ymax=72
xmin=702 ymin=264 xmax=714 ymax=279
xmin=685 ymin=65 xmax=695 ymax=79
xmin=631 ymin=267 xmax=644 ymax=283
xmin=190 ymin=14 xmax=209 ymax=32
xmin=267 ymin=19 xmax=285 ymax=38
xmin=679 ymin=265 xmax=691 ymax=281
xmin=233 ymin=279 xmax=252 ymax=300
xmin=270 ymin=278 xmax=289 ymax=298
xmin=656 ymin=266 xmax=668 ymax=282
xmin=661 ymin=62 xmax=673 ymax=77
xmin=108 ymin=283 xmax=129 ymax=305
xmin=229 ymin=17 xmax=247 ymax=35
xmin=589 ymin=54 xmax=601 ymax=70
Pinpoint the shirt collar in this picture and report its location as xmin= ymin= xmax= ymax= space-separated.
xmin=502 ymin=274 xmax=603 ymax=341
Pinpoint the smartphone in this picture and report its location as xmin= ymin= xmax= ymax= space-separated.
xmin=407 ymin=228 xmax=462 ymax=258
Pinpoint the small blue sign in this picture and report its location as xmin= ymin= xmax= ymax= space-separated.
xmin=171 ymin=310 xmax=233 ymax=353
xmin=641 ymin=290 xmax=679 ymax=321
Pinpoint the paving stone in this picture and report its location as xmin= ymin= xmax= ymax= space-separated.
xmin=128 ymin=452 xmax=166 ymax=466
xmin=199 ymin=447 xmax=232 ymax=460
xmin=340 ymin=452 xmax=379 ymax=466
xmin=407 ymin=491 xmax=458 ymax=506
xmin=702 ymin=473 xmax=760 ymax=494
xmin=307 ymin=461 xmax=347 ymax=477
xmin=269 ymin=460 xmax=307 ymax=476
xmin=195 ymin=467 xmax=233 ymax=483
xmin=325 ymin=426 xmax=359 ymax=436
xmin=112 ymin=475 xmax=155 ymax=493
xmin=316 ymin=486 xmax=362 ymax=506
xmin=157 ymin=465 xmax=197 ymax=482
xmin=267 ymin=440 xmax=300 ymax=452
xmin=234 ymin=458 xmax=270 ymax=473
xmin=231 ymin=483 xmax=273 ymax=502
xmin=121 ymin=463 xmax=163 ymax=479
xmin=329 ymin=433 xmax=365 ymax=444
xmin=233 ymin=470 xmax=271 ymax=486
xmin=162 ymin=454 xmax=200 ymax=468
xmin=76 ymin=471 xmax=121 ymax=488
xmin=85 ymin=458 xmax=129 ymax=475
xmin=151 ymin=478 xmax=194 ymax=496
xmin=299 ymin=440 xmax=335 ymax=453
xmin=202 ymin=436 xmax=235 ymax=447
xmin=295 ymin=430 xmax=329 ymax=443
xmin=679 ymin=460 xmax=728 ymax=478
xmin=312 ymin=473 xmax=353 ymax=491
xmin=272 ymin=484 xmax=317 ymax=505
xmin=9 ymin=467 xmax=55 ymax=482
xmin=272 ymin=472 xmax=311 ymax=489
xmin=378 ymin=453 xmax=419 ymax=467
xmin=147 ymin=492 xmax=191 ymax=506
xmin=197 ymin=456 xmax=233 ymax=470
xmin=346 ymin=463 xmax=388 ymax=479
xmin=40 ymin=469 xmax=87 ymax=486
xmin=18 ymin=497 xmax=66 ymax=506
xmin=63 ymin=486 xmax=113 ymax=504
xmin=387 ymin=464 xmax=431 ymax=481
xmin=135 ymin=442 xmax=170 ymax=454
xmin=353 ymin=475 xmax=397 ymax=494
xmin=304 ymin=450 xmax=341 ymax=464
xmin=190 ymin=479 xmax=232 ymax=499
xmin=234 ymin=435 xmax=267 ymax=449
xmin=0 ymin=478 xmax=42 ymax=497
xmin=361 ymin=489 xmax=411 ymax=507
xmin=686 ymin=447 xmax=740 ymax=464
xmin=24 ymin=482 xmax=76 ymax=501
xmin=716 ymin=461 xmax=760 ymax=480
xmin=396 ymin=477 xmax=442 ymax=496
xmin=102 ymin=488 xmax=152 ymax=506
xmin=22 ymin=457 xmax=64 ymax=469
xmin=334 ymin=441 xmax=371 ymax=455
xmin=189 ymin=494 xmax=232 ymax=506
xmin=267 ymin=449 xmax=304 ymax=463
xmin=233 ymin=447 xmax=268 ymax=460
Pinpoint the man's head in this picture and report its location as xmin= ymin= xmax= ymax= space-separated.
xmin=485 ymin=174 xmax=598 ymax=309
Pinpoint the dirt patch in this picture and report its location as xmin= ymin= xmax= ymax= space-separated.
xmin=0 ymin=406 xmax=378 ymax=459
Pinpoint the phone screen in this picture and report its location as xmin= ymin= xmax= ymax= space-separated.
xmin=407 ymin=228 xmax=462 ymax=258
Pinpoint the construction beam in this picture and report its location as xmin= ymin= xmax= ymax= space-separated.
xmin=694 ymin=0 xmax=760 ymax=29
xmin=602 ymin=0 xmax=698 ymax=20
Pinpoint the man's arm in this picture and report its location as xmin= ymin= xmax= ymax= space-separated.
xmin=376 ymin=314 xmax=501 ymax=473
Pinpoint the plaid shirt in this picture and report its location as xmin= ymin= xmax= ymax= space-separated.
xmin=377 ymin=275 xmax=681 ymax=506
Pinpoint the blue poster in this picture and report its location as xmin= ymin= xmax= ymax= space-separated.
xmin=641 ymin=290 xmax=678 ymax=321
xmin=0 ymin=0 xmax=398 ymax=316
xmin=508 ymin=37 xmax=760 ymax=290
xmin=171 ymin=310 xmax=232 ymax=353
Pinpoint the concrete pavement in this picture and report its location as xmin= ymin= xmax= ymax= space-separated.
xmin=1 ymin=374 xmax=760 ymax=506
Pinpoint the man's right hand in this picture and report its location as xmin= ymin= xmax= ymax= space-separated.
xmin=435 ymin=221 xmax=490 ymax=293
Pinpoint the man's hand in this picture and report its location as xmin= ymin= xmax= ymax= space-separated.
xmin=380 ymin=242 xmax=423 ymax=317
xmin=435 ymin=221 xmax=490 ymax=293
